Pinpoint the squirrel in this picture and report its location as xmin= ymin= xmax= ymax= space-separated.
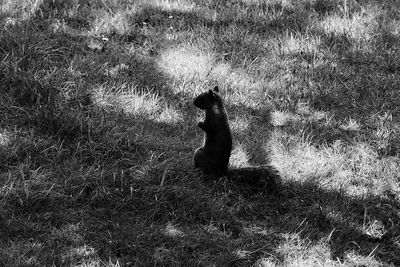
xmin=193 ymin=86 xmax=232 ymax=177
xmin=193 ymin=86 xmax=281 ymax=195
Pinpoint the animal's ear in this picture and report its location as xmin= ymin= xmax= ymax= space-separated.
xmin=213 ymin=86 xmax=219 ymax=93
xmin=208 ymin=90 xmax=213 ymax=95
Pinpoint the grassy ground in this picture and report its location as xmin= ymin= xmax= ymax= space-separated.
xmin=0 ymin=0 xmax=400 ymax=266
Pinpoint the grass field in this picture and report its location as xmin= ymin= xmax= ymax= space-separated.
xmin=1 ymin=0 xmax=400 ymax=266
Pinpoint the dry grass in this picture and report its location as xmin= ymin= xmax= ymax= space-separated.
xmin=0 ymin=0 xmax=400 ymax=266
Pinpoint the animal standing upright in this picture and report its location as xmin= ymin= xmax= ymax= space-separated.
xmin=193 ymin=86 xmax=232 ymax=177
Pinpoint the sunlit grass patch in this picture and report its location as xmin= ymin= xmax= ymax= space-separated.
xmin=341 ymin=251 xmax=384 ymax=267
xmin=239 ymin=0 xmax=285 ymax=5
xmin=277 ymin=236 xmax=338 ymax=267
xmin=318 ymin=7 xmax=380 ymax=51
xmin=209 ymin=62 xmax=231 ymax=84
xmin=254 ymin=258 xmax=278 ymax=267
xmin=264 ymin=74 xmax=291 ymax=98
xmin=143 ymin=0 xmax=196 ymax=12
xmin=91 ymin=83 xmax=185 ymax=124
xmin=271 ymin=103 xmax=329 ymax=128
xmin=156 ymin=105 xmax=184 ymax=123
xmin=230 ymin=143 xmax=251 ymax=168
xmin=163 ymin=222 xmax=185 ymax=238
xmin=345 ymin=143 xmax=400 ymax=196
xmin=0 ymin=0 xmax=42 ymax=23
xmin=0 ymin=129 xmax=12 ymax=146
xmin=270 ymin=110 xmax=299 ymax=127
xmin=218 ymin=66 xmax=267 ymax=108
xmin=271 ymin=133 xmax=346 ymax=183
xmin=230 ymin=114 xmax=250 ymax=133
xmin=92 ymin=83 xmax=160 ymax=116
xmin=340 ymin=118 xmax=361 ymax=131
xmin=64 ymin=244 xmax=99 ymax=264
xmin=89 ymin=9 xmax=131 ymax=36
xmin=280 ymin=31 xmax=322 ymax=55
xmin=158 ymin=45 xmax=214 ymax=86
xmin=225 ymin=68 xmax=263 ymax=93
xmin=271 ymin=128 xmax=400 ymax=197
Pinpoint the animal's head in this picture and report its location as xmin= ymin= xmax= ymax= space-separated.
xmin=193 ymin=86 xmax=222 ymax=110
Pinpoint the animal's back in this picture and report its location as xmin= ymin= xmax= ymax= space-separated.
xmin=193 ymin=87 xmax=232 ymax=176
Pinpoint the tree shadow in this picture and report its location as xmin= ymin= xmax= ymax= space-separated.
xmin=281 ymin=180 xmax=400 ymax=265
xmin=1 ymin=1 xmax=400 ymax=266
xmin=226 ymin=102 xmax=273 ymax=166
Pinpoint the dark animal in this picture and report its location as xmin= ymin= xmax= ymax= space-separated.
xmin=193 ymin=87 xmax=281 ymax=195
xmin=193 ymin=86 xmax=232 ymax=177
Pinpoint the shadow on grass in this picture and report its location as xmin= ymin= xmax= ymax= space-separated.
xmin=1 ymin=1 xmax=400 ymax=266
xmin=3 ymin=161 xmax=399 ymax=265
xmin=227 ymin=103 xmax=273 ymax=166
xmin=285 ymin=181 xmax=399 ymax=265
xmin=129 ymin=2 xmax=311 ymax=67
